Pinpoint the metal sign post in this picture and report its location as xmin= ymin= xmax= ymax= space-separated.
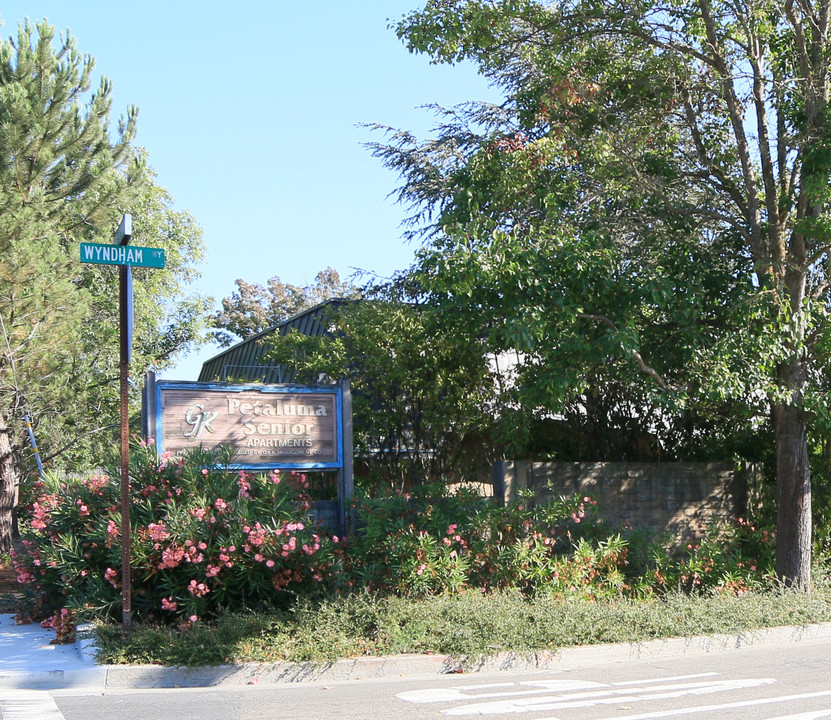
xmin=81 ymin=214 xmax=165 ymax=636
xmin=118 ymin=262 xmax=131 ymax=634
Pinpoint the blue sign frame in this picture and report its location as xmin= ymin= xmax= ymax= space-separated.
xmin=151 ymin=380 xmax=344 ymax=471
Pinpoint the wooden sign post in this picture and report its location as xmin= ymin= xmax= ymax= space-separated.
xmin=81 ymin=214 xmax=166 ymax=635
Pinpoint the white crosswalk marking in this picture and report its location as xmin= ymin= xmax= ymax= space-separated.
xmin=589 ymin=690 xmax=831 ymax=720
xmin=397 ymin=672 xmax=831 ymax=717
xmin=767 ymin=710 xmax=831 ymax=720
xmin=0 ymin=690 xmax=65 ymax=719
xmin=440 ymin=677 xmax=776 ymax=715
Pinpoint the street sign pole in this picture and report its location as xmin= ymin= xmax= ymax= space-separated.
xmin=119 ymin=262 xmax=132 ymax=635
xmin=115 ymin=214 xmax=133 ymax=637
xmin=81 ymin=214 xmax=165 ymax=636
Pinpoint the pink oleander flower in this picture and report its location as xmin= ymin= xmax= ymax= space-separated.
xmin=237 ymin=472 xmax=252 ymax=498
xmin=160 ymin=545 xmax=185 ymax=569
xmin=265 ymin=559 xmax=275 ymax=568
xmin=161 ymin=597 xmax=178 ymax=612
xmin=104 ymin=568 xmax=119 ymax=587
xmin=187 ymin=580 xmax=210 ymax=597
xmin=30 ymin=501 xmax=49 ymax=530
xmin=191 ymin=507 xmax=207 ymax=521
xmin=214 ymin=498 xmax=228 ymax=511
xmin=106 ymin=520 xmax=119 ymax=538
xmin=147 ymin=522 xmax=170 ymax=542
xmin=205 ymin=564 xmax=221 ymax=577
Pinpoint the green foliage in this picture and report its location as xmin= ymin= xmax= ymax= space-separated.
xmin=12 ymin=443 xmax=342 ymax=624
xmin=91 ymin=587 xmax=831 ymax=666
xmin=648 ymin=519 xmax=777 ymax=595
xmin=266 ymin=290 xmax=497 ymax=491
xmin=211 ymin=268 xmax=358 ymax=347
xmin=371 ymin=0 xmax=831 ymax=585
xmin=13 ymin=442 xmax=781 ymax=632
xmin=0 ymin=20 xmax=210 ymax=551
xmin=346 ymin=486 xmax=773 ymax=600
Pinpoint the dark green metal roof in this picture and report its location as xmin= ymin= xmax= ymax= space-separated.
xmin=198 ymin=299 xmax=346 ymax=383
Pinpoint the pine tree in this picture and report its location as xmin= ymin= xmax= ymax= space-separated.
xmin=0 ymin=21 xmax=208 ymax=551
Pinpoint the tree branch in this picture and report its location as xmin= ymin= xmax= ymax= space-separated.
xmin=576 ymin=312 xmax=670 ymax=389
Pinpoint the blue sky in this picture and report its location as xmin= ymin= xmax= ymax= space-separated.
xmin=0 ymin=2 xmax=497 ymax=378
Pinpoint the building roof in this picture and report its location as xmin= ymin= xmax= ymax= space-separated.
xmin=198 ymin=299 xmax=346 ymax=383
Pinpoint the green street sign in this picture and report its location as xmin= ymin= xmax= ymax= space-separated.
xmin=80 ymin=242 xmax=165 ymax=268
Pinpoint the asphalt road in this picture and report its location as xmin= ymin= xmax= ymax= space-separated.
xmin=9 ymin=636 xmax=827 ymax=720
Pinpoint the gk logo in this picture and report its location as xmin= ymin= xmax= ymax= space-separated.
xmin=184 ymin=404 xmax=218 ymax=438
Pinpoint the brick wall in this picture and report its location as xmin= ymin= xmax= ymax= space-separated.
xmin=492 ymin=461 xmax=762 ymax=538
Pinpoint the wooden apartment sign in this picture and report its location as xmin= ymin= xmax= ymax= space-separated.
xmin=143 ymin=379 xmax=345 ymax=469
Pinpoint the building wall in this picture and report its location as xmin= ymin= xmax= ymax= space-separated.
xmin=492 ymin=461 xmax=762 ymax=539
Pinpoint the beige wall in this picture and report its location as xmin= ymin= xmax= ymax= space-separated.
xmin=493 ymin=461 xmax=762 ymax=539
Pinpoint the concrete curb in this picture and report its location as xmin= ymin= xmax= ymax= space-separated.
xmin=88 ymin=621 xmax=831 ymax=690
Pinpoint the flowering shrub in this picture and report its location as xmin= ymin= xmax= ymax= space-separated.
xmin=347 ymin=487 xmax=776 ymax=599
xmin=13 ymin=443 xmax=342 ymax=624
xmin=13 ymin=443 xmax=777 ymax=630
xmin=346 ymin=485 xmax=629 ymax=597
xmin=648 ymin=517 xmax=776 ymax=595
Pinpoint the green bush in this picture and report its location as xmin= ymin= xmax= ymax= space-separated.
xmin=12 ymin=443 xmax=779 ymax=629
xmin=347 ymin=486 xmax=634 ymax=598
xmin=647 ymin=517 xmax=776 ymax=595
xmin=12 ymin=443 xmax=342 ymax=624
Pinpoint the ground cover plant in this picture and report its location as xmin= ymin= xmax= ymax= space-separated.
xmin=9 ymin=443 xmax=793 ymax=661
xmin=91 ymin=587 xmax=831 ymax=666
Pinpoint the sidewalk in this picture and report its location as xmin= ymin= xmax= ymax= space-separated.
xmin=2 ymin=613 xmax=831 ymax=691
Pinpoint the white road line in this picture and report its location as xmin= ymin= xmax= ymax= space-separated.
xmin=0 ymin=690 xmax=65 ymax=720
xmin=766 ymin=710 xmax=831 ymax=720
xmin=398 ymin=673 xmax=721 ymax=705
xmin=584 ymin=689 xmax=831 ymax=720
xmin=397 ymin=680 xmax=606 ymax=704
xmin=609 ymin=673 xmax=721 ymax=687
xmin=439 ymin=678 xmax=776 ymax=715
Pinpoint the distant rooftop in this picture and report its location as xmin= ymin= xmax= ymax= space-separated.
xmin=198 ymin=299 xmax=347 ymax=384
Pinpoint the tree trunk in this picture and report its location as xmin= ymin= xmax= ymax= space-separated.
xmin=773 ymin=362 xmax=812 ymax=589
xmin=0 ymin=413 xmax=19 ymax=554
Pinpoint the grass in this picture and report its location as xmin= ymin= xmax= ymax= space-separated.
xmin=90 ymin=585 xmax=831 ymax=667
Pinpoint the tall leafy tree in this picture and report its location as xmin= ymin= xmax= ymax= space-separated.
xmin=265 ymin=285 xmax=496 ymax=491
xmin=0 ymin=21 xmax=209 ymax=551
xmin=211 ymin=267 xmax=357 ymax=347
xmin=375 ymin=0 xmax=831 ymax=587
